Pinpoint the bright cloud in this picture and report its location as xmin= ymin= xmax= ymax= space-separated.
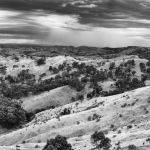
xmin=0 ymin=0 xmax=150 ymax=47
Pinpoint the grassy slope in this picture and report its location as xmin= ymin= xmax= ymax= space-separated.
xmin=0 ymin=86 xmax=150 ymax=150
xmin=22 ymin=86 xmax=77 ymax=112
xmin=21 ymin=54 xmax=149 ymax=113
xmin=0 ymin=45 xmax=150 ymax=149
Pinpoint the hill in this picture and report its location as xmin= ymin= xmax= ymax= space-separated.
xmin=0 ymin=86 xmax=150 ymax=150
xmin=0 ymin=45 xmax=150 ymax=150
xmin=0 ymin=44 xmax=150 ymax=59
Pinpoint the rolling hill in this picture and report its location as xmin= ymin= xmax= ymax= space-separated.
xmin=0 ymin=45 xmax=150 ymax=150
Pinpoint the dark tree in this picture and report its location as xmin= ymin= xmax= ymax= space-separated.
xmin=60 ymin=108 xmax=71 ymax=116
xmin=109 ymin=62 xmax=115 ymax=70
xmin=147 ymin=68 xmax=150 ymax=74
xmin=91 ymin=131 xmax=111 ymax=150
xmin=36 ymin=57 xmax=46 ymax=66
xmin=139 ymin=63 xmax=146 ymax=73
xmin=131 ymin=78 xmax=140 ymax=89
xmin=146 ymin=61 xmax=150 ymax=67
xmin=0 ymin=96 xmax=26 ymax=128
xmin=128 ymin=144 xmax=137 ymax=150
xmin=43 ymin=135 xmax=73 ymax=150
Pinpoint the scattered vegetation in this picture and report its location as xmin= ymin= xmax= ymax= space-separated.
xmin=128 ymin=144 xmax=137 ymax=150
xmin=91 ymin=131 xmax=111 ymax=150
xmin=60 ymin=108 xmax=71 ymax=116
xmin=36 ymin=57 xmax=46 ymax=66
xmin=0 ymin=95 xmax=27 ymax=128
xmin=43 ymin=135 xmax=73 ymax=150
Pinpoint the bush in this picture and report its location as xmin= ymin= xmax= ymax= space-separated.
xmin=0 ymin=65 xmax=7 ymax=75
xmin=68 ymin=78 xmax=84 ymax=92
xmin=43 ymin=135 xmax=73 ymax=150
xmin=109 ymin=62 xmax=115 ymax=70
xmin=128 ymin=144 xmax=137 ymax=150
xmin=76 ymin=94 xmax=84 ymax=101
xmin=36 ymin=57 xmax=46 ymax=66
xmin=0 ymin=96 xmax=26 ymax=128
xmin=146 ymin=61 xmax=150 ymax=66
xmin=18 ymin=70 xmax=35 ymax=82
xmin=60 ymin=108 xmax=71 ymax=116
xmin=147 ymin=68 xmax=150 ymax=74
xmin=131 ymin=78 xmax=140 ymax=89
xmin=140 ymin=63 xmax=146 ymax=73
xmin=91 ymin=131 xmax=111 ymax=150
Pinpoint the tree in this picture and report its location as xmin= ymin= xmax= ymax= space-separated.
xmin=147 ymin=68 xmax=150 ymax=74
xmin=131 ymin=78 xmax=140 ymax=89
xmin=109 ymin=62 xmax=115 ymax=70
xmin=68 ymin=77 xmax=84 ymax=92
xmin=60 ymin=108 xmax=71 ymax=116
xmin=141 ymin=74 xmax=147 ymax=82
xmin=0 ymin=95 xmax=26 ymax=128
xmin=128 ymin=144 xmax=137 ymax=150
xmin=76 ymin=94 xmax=84 ymax=101
xmin=91 ymin=131 xmax=111 ymax=150
xmin=146 ymin=61 xmax=150 ymax=67
xmin=139 ymin=63 xmax=146 ymax=73
xmin=43 ymin=135 xmax=73 ymax=150
xmin=132 ymin=70 xmax=136 ymax=76
xmin=36 ymin=57 xmax=46 ymax=66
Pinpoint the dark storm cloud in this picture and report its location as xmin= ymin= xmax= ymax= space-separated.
xmin=0 ymin=25 xmax=49 ymax=39
xmin=0 ymin=0 xmax=150 ymax=46
xmin=0 ymin=0 xmax=150 ymax=28
xmin=0 ymin=10 xmax=50 ymax=44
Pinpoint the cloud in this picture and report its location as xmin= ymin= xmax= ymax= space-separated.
xmin=1 ymin=0 xmax=150 ymax=28
xmin=0 ymin=9 xmax=50 ymax=44
xmin=0 ymin=0 xmax=150 ymax=47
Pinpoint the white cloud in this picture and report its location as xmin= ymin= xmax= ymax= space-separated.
xmin=0 ymin=38 xmax=36 ymax=44
xmin=0 ymin=8 xmax=150 ymax=47
xmin=78 ymin=4 xmax=97 ymax=8
xmin=0 ymin=9 xmax=19 ymax=18
xmin=29 ymin=13 xmax=91 ymax=30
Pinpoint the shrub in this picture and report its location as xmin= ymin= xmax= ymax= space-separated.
xmin=146 ymin=61 xmax=150 ymax=66
xmin=60 ymin=108 xmax=71 ymax=116
xmin=0 ymin=65 xmax=7 ymax=75
xmin=76 ymin=94 xmax=84 ymax=101
xmin=147 ymin=68 xmax=150 ymax=74
xmin=35 ymin=145 xmax=39 ymax=148
xmin=36 ymin=57 xmax=46 ymax=66
xmin=131 ymin=78 xmax=140 ymax=88
xmin=139 ymin=63 xmax=146 ymax=73
xmin=132 ymin=70 xmax=136 ymax=75
xmin=141 ymin=74 xmax=147 ymax=82
xmin=128 ymin=144 xmax=137 ymax=150
xmin=43 ymin=135 xmax=73 ymax=150
xmin=91 ymin=131 xmax=111 ymax=150
xmin=87 ymin=92 xmax=94 ymax=99
xmin=0 ymin=96 xmax=26 ymax=128
xmin=127 ymin=125 xmax=132 ymax=129
xmin=71 ymin=97 xmax=76 ymax=102
xmin=18 ymin=70 xmax=35 ymax=82
xmin=109 ymin=62 xmax=115 ymax=70
xmin=68 ymin=78 xmax=84 ymax=92
xmin=87 ymin=116 xmax=92 ymax=121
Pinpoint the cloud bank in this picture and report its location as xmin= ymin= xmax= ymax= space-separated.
xmin=0 ymin=0 xmax=150 ymax=47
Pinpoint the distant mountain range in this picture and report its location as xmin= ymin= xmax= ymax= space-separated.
xmin=0 ymin=44 xmax=150 ymax=59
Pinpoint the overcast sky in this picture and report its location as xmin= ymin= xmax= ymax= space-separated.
xmin=0 ymin=0 xmax=150 ymax=47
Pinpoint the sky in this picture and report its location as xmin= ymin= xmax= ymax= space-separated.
xmin=0 ymin=0 xmax=150 ymax=47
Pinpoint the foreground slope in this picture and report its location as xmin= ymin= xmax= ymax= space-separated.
xmin=0 ymin=86 xmax=150 ymax=150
